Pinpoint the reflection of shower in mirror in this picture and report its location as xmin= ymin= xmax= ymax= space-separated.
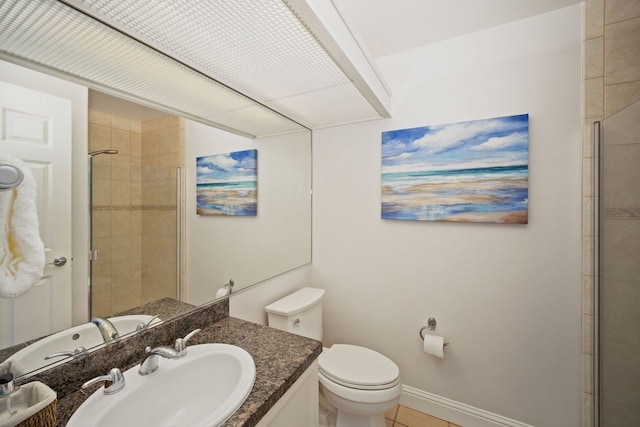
xmin=88 ymin=148 xmax=119 ymax=320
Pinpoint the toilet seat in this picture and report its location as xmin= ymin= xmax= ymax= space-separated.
xmin=319 ymin=344 xmax=400 ymax=390
xmin=318 ymin=371 xmax=402 ymax=405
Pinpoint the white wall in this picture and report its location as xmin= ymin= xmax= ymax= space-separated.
xmin=229 ymin=264 xmax=312 ymax=325
xmin=0 ymin=60 xmax=89 ymax=326
xmin=311 ymin=5 xmax=583 ymax=427
xmin=185 ymin=121 xmax=312 ymax=305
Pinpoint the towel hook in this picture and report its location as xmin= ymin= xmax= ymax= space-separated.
xmin=0 ymin=163 xmax=24 ymax=191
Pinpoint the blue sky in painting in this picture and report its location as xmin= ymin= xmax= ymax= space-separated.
xmin=382 ymin=114 xmax=528 ymax=174
xmin=196 ymin=149 xmax=257 ymax=183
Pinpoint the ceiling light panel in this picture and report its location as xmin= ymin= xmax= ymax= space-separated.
xmin=65 ymin=0 xmax=383 ymax=127
xmin=0 ymin=0 xmax=304 ymax=137
xmin=69 ymin=0 xmax=350 ymax=102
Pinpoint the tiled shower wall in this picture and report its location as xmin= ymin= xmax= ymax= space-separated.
xmin=89 ymin=111 xmax=184 ymax=317
xmin=140 ymin=116 xmax=185 ymax=305
xmin=582 ymin=1 xmax=640 ymax=425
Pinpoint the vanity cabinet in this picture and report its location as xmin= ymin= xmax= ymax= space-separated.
xmin=256 ymin=361 xmax=319 ymax=427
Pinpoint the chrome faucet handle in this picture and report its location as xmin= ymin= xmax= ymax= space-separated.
xmin=174 ymin=329 xmax=201 ymax=357
xmin=44 ymin=346 xmax=87 ymax=360
xmin=135 ymin=315 xmax=161 ymax=331
xmin=82 ymin=368 xmax=125 ymax=395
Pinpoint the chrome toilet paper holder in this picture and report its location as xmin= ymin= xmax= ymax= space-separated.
xmin=419 ymin=317 xmax=450 ymax=347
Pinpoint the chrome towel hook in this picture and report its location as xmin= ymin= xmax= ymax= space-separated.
xmin=0 ymin=163 xmax=24 ymax=191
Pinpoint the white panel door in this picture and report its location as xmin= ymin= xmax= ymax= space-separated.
xmin=0 ymin=81 xmax=72 ymax=348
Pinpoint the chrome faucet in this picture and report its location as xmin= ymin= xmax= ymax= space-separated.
xmin=0 ymin=373 xmax=15 ymax=398
xmin=138 ymin=346 xmax=180 ymax=376
xmin=138 ymin=329 xmax=200 ymax=376
xmin=91 ymin=317 xmax=120 ymax=342
xmin=0 ymin=373 xmax=17 ymax=417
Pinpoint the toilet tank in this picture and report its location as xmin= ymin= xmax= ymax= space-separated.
xmin=265 ymin=287 xmax=325 ymax=341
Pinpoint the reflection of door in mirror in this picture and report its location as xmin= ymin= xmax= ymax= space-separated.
xmin=88 ymin=102 xmax=184 ymax=317
xmin=0 ymin=82 xmax=73 ymax=347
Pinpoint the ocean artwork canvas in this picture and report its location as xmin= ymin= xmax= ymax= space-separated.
xmin=196 ymin=149 xmax=257 ymax=216
xmin=381 ymin=114 xmax=529 ymax=224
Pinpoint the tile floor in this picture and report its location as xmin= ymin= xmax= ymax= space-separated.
xmin=385 ymin=404 xmax=462 ymax=427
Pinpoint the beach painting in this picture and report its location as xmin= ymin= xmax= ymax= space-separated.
xmin=381 ymin=114 xmax=529 ymax=224
xmin=196 ymin=149 xmax=257 ymax=216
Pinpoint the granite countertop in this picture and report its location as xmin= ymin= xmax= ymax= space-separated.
xmin=111 ymin=297 xmax=196 ymax=320
xmin=56 ymin=317 xmax=322 ymax=426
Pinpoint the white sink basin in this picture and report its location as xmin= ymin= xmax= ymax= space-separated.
xmin=67 ymin=344 xmax=256 ymax=427
xmin=4 ymin=315 xmax=161 ymax=376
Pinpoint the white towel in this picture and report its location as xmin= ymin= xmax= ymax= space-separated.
xmin=0 ymin=358 xmax=28 ymax=377
xmin=0 ymin=153 xmax=45 ymax=298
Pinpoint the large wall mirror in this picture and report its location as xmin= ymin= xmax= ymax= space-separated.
xmin=0 ymin=3 xmax=312 ymax=379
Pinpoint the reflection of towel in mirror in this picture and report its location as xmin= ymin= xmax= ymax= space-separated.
xmin=0 ymin=154 xmax=45 ymax=298
xmin=0 ymin=358 xmax=27 ymax=377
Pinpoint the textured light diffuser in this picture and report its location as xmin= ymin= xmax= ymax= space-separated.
xmin=62 ymin=0 xmax=382 ymax=128
xmin=0 ymin=0 xmax=382 ymax=134
xmin=0 ymin=0 xmax=304 ymax=136
xmin=73 ymin=0 xmax=348 ymax=100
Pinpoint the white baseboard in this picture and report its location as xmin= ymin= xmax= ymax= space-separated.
xmin=399 ymin=385 xmax=534 ymax=427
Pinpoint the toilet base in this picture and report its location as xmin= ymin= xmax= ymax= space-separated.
xmin=335 ymin=410 xmax=385 ymax=427
xmin=319 ymin=394 xmax=337 ymax=426
xmin=318 ymin=406 xmax=386 ymax=427
xmin=319 ymin=382 xmax=399 ymax=427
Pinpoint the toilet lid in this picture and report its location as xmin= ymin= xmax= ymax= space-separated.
xmin=319 ymin=344 xmax=399 ymax=390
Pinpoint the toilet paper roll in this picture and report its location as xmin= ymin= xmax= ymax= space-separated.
xmin=215 ymin=287 xmax=230 ymax=298
xmin=423 ymin=333 xmax=445 ymax=358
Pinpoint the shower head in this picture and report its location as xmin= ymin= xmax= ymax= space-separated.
xmin=88 ymin=149 xmax=119 ymax=157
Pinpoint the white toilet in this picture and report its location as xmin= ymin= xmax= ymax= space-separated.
xmin=265 ymin=287 xmax=401 ymax=427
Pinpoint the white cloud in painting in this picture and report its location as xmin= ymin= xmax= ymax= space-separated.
xmin=470 ymin=131 xmax=527 ymax=151
xmin=197 ymin=166 xmax=214 ymax=174
xmin=197 ymin=149 xmax=256 ymax=184
xmin=388 ymin=152 xmax=413 ymax=161
xmin=204 ymin=154 xmax=237 ymax=170
xmin=381 ymin=114 xmax=529 ymax=175
xmin=381 ymin=139 xmax=409 ymax=158
xmin=412 ymin=120 xmax=502 ymax=154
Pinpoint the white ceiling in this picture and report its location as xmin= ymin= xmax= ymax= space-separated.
xmin=335 ymin=0 xmax=583 ymax=59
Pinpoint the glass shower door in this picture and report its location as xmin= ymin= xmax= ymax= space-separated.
xmin=598 ymin=99 xmax=640 ymax=426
